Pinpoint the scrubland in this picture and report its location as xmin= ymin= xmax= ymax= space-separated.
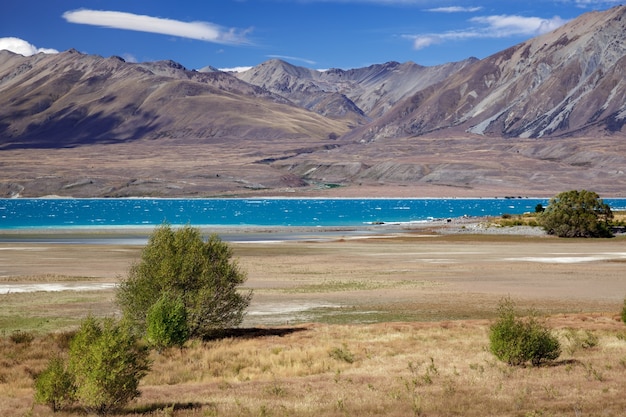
xmin=1 ymin=230 xmax=626 ymax=416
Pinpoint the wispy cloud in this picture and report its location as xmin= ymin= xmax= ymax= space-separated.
xmin=425 ymin=6 xmax=483 ymax=13
xmin=0 ymin=37 xmax=58 ymax=55
xmin=559 ymin=0 xmax=623 ymax=8
xmin=62 ymin=9 xmax=252 ymax=45
xmin=406 ymin=14 xmax=569 ymax=50
xmin=267 ymin=54 xmax=317 ymax=65
xmin=218 ymin=66 xmax=253 ymax=73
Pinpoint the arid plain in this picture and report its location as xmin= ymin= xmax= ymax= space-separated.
xmin=1 ymin=223 xmax=626 ymax=416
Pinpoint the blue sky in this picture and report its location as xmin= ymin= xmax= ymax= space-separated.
xmin=1 ymin=0 xmax=622 ymax=71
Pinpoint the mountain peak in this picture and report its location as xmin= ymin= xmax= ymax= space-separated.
xmin=345 ymin=4 xmax=626 ymax=141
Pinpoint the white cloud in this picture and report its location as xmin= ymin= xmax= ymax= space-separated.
xmin=62 ymin=9 xmax=252 ymax=45
xmin=122 ymin=53 xmax=138 ymax=63
xmin=0 ymin=37 xmax=59 ymax=56
xmin=267 ymin=54 xmax=317 ymax=65
xmin=411 ymin=35 xmax=443 ymax=49
xmin=218 ymin=66 xmax=253 ymax=73
xmin=561 ymin=0 xmax=623 ymax=7
xmin=426 ymin=6 xmax=483 ymax=13
xmin=407 ymin=14 xmax=569 ymax=50
xmin=469 ymin=15 xmax=568 ymax=37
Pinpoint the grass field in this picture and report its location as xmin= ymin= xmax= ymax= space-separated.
xmin=1 ymin=230 xmax=625 ymax=416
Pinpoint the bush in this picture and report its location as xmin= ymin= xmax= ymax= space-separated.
xmin=621 ymin=297 xmax=626 ymax=325
xmin=539 ymin=190 xmax=613 ymax=237
xmin=489 ymin=298 xmax=561 ymax=366
xmin=117 ymin=224 xmax=252 ymax=338
xmin=146 ymin=292 xmax=189 ymax=351
xmin=34 ymin=356 xmax=76 ymax=412
xmin=68 ymin=317 xmax=151 ymax=416
xmin=10 ymin=330 xmax=34 ymax=345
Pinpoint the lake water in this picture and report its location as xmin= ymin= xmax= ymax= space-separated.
xmin=2 ymin=197 xmax=625 ymax=230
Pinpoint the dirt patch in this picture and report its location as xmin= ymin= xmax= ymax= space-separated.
xmin=1 ymin=229 xmax=624 ymax=327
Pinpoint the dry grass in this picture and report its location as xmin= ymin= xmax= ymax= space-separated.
xmin=2 ymin=317 xmax=625 ymax=417
xmin=1 ymin=233 xmax=626 ymax=415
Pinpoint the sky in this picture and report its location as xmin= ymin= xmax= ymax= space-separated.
xmin=1 ymin=0 xmax=623 ymax=71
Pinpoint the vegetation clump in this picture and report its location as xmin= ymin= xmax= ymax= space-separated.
xmin=539 ymin=190 xmax=613 ymax=237
xmin=35 ymin=316 xmax=151 ymax=416
xmin=34 ymin=356 xmax=76 ymax=412
xmin=117 ymin=224 xmax=252 ymax=339
xmin=489 ymin=298 xmax=561 ymax=366
xmin=145 ymin=291 xmax=189 ymax=351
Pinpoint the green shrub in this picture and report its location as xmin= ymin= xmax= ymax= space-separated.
xmin=621 ymin=297 xmax=626 ymax=325
xmin=117 ymin=225 xmax=252 ymax=338
xmin=489 ymin=298 xmax=561 ymax=366
xmin=329 ymin=344 xmax=355 ymax=363
xmin=146 ymin=292 xmax=189 ymax=351
xmin=539 ymin=190 xmax=613 ymax=237
xmin=34 ymin=356 xmax=76 ymax=412
xmin=68 ymin=316 xmax=151 ymax=416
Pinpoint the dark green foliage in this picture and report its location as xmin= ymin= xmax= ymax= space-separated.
xmin=68 ymin=316 xmax=151 ymax=416
xmin=146 ymin=292 xmax=189 ymax=351
xmin=34 ymin=356 xmax=76 ymax=412
xmin=117 ymin=224 xmax=252 ymax=339
xmin=539 ymin=190 xmax=613 ymax=237
xmin=489 ymin=298 xmax=561 ymax=367
xmin=621 ymin=297 xmax=626 ymax=325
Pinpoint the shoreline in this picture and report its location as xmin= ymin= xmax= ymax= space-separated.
xmin=0 ymin=216 xmax=548 ymax=244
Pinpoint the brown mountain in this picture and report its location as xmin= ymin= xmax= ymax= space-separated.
xmin=233 ymin=58 xmax=476 ymax=124
xmin=0 ymin=49 xmax=349 ymax=149
xmin=345 ymin=5 xmax=626 ymax=142
xmin=1 ymin=6 xmax=625 ymax=198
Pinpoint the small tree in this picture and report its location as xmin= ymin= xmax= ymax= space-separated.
xmin=146 ymin=292 xmax=189 ymax=351
xmin=34 ymin=356 xmax=76 ymax=412
xmin=539 ymin=190 xmax=613 ymax=237
xmin=117 ymin=224 xmax=252 ymax=338
xmin=68 ymin=317 xmax=151 ymax=416
xmin=489 ymin=298 xmax=561 ymax=367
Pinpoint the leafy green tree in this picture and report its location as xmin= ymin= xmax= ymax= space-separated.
xmin=146 ymin=292 xmax=189 ymax=351
xmin=68 ymin=316 xmax=151 ymax=416
xmin=34 ymin=356 xmax=76 ymax=412
xmin=489 ymin=298 xmax=561 ymax=366
xmin=117 ymin=224 xmax=252 ymax=338
xmin=539 ymin=190 xmax=613 ymax=237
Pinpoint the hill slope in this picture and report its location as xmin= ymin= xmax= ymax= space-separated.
xmin=345 ymin=5 xmax=626 ymax=142
xmin=1 ymin=6 xmax=626 ymax=197
xmin=0 ymin=50 xmax=349 ymax=149
xmin=234 ymin=58 xmax=476 ymax=123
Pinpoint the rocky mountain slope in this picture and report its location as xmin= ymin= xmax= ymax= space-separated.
xmin=0 ymin=50 xmax=349 ymax=149
xmin=1 ymin=6 xmax=625 ymax=198
xmin=345 ymin=5 xmax=626 ymax=142
xmin=232 ymin=58 xmax=476 ymax=124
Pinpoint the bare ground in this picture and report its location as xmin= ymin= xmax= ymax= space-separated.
xmin=2 ymin=226 xmax=626 ymax=417
xmin=1 ymin=224 xmax=625 ymax=328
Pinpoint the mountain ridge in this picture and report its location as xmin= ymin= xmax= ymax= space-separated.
xmin=1 ymin=5 xmax=625 ymax=198
xmin=344 ymin=5 xmax=626 ymax=142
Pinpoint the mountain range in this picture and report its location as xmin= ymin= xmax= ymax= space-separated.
xmin=1 ymin=5 xmax=625 ymax=198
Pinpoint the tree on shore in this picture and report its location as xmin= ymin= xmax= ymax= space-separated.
xmin=538 ymin=190 xmax=613 ymax=237
xmin=117 ymin=224 xmax=252 ymax=339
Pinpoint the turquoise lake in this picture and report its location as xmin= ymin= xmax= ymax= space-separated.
xmin=4 ymin=197 xmax=625 ymax=230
